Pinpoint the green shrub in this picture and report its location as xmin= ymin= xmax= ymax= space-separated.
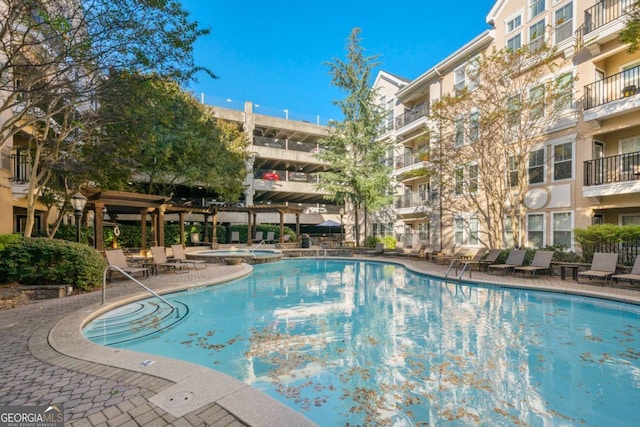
xmin=382 ymin=235 xmax=397 ymax=249
xmin=0 ymin=237 xmax=106 ymax=290
xmin=0 ymin=233 xmax=22 ymax=252
xmin=364 ymin=236 xmax=380 ymax=248
xmin=574 ymin=224 xmax=640 ymax=263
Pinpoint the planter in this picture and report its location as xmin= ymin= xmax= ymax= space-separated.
xmin=223 ymin=257 xmax=243 ymax=265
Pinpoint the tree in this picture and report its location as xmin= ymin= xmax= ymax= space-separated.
xmin=319 ymin=28 xmax=393 ymax=246
xmin=0 ymin=0 xmax=212 ymax=236
xmin=620 ymin=1 xmax=640 ymax=52
xmin=83 ymin=72 xmax=248 ymax=201
xmin=430 ymin=41 xmax=576 ymax=249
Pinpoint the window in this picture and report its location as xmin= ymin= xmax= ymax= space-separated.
xmin=469 ymin=112 xmax=479 ymax=142
xmin=454 ymin=118 xmax=465 ymax=147
xmin=555 ymin=2 xmax=573 ymax=43
xmin=507 ymin=95 xmax=521 ymax=128
xmin=454 ymin=167 xmax=464 ymax=196
xmin=467 ymin=58 xmax=479 ymax=91
xmin=507 ymin=33 xmax=522 ymax=51
xmin=527 ymin=213 xmax=545 ymax=248
xmin=507 ymin=15 xmax=522 ymax=33
xmin=454 ymin=215 xmax=479 ymax=246
xmin=619 ymin=136 xmax=640 ymax=175
xmin=418 ymin=222 xmax=430 ymax=242
xmin=553 ymin=212 xmax=572 ymax=248
xmin=530 ymin=84 xmax=545 ymax=120
xmin=504 ymin=216 xmax=515 ymax=248
xmin=621 ymin=214 xmax=640 ymax=226
xmin=418 ymin=183 xmax=428 ymax=201
xmin=554 ymin=72 xmax=573 ymax=110
xmin=530 ymin=0 xmax=545 ymax=18
xmin=508 ymin=155 xmax=518 ymax=187
xmin=468 ymin=164 xmax=478 ymax=193
xmin=454 ymin=65 xmax=466 ymax=91
xmin=529 ymin=148 xmax=545 ymax=184
xmin=529 ymin=19 xmax=545 ymax=51
xmin=553 ymin=141 xmax=572 ymax=180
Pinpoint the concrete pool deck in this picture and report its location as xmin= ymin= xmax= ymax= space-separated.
xmin=2 ymin=251 xmax=640 ymax=426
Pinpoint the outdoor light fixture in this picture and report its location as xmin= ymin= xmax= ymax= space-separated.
xmin=70 ymin=192 xmax=87 ymax=243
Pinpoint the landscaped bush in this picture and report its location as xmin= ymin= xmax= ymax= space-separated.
xmin=574 ymin=224 xmax=640 ymax=264
xmin=0 ymin=237 xmax=106 ymax=290
xmin=364 ymin=236 xmax=380 ymax=248
xmin=382 ymin=235 xmax=397 ymax=249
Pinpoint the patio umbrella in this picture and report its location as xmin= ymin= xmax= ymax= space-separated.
xmin=317 ymin=219 xmax=341 ymax=237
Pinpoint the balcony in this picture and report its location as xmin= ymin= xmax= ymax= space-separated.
xmin=583 ymin=151 xmax=640 ymax=198
xmin=10 ymin=149 xmax=31 ymax=183
xmin=575 ymin=0 xmax=631 ymax=53
xmin=395 ymin=104 xmax=429 ymax=132
xmin=394 ymin=151 xmax=429 ymax=171
xmin=394 ymin=193 xmax=432 ymax=218
xmin=583 ymin=64 xmax=640 ymax=122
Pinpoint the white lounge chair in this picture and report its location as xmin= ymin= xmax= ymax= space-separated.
xmin=105 ymin=249 xmax=149 ymax=281
xmin=171 ymin=245 xmax=207 ymax=270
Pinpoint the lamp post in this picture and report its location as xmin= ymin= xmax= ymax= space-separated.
xmin=70 ymin=192 xmax=87 ymax=243
xmin=339 ymin=208 xmax=344 ymax=246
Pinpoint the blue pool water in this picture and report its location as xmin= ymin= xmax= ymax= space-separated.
xmin=86 ymin=259 xmax=640 ymax=426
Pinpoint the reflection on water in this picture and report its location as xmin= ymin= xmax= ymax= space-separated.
xmin=112 ymin=260 xmax=640 ymax=426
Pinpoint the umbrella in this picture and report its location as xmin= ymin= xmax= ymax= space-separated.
xmin=317 ymin=219 xmax=342 ymax=238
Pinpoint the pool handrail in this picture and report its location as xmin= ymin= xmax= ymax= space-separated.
xmin=102 ymin=266 xmax=179 ymax=317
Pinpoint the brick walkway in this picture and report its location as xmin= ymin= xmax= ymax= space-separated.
xmin=1 ymin=253 xmax=640 ymax=426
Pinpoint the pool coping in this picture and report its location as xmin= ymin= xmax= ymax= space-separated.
xmin=47 ymin=255 xmax=640 ymax=426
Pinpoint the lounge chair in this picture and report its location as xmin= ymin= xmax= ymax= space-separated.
xmin=434 ymin=248 xmax=467 ymax=265
xmin=388 ymin=242 xmax=405 ymax=257
xmin=150 ymin=246 xmax=188 ymax=274
xmin=170 ymin=244 xmax=207 ymax=270
xmin=265 ymin=231 xmax=275 ymax=243
xmin=487 ymin=249 xmax=526 ymax=275
xmin=105 ymin=249 xmax=150 ymax=281
xmin=397 ymin=243 xmax=427 ymax=259
xmin=230 ymin=231 xmax=240 ymax=244
xmin=464 ymin=249 xmax=502 ymax=271
xmin=365 ymin=242 xmax=384 ymax=256
xmin=252 ymin=231 xmax=264 ymax=243
xmin=577 ymin=252 xmax=619 ymax=285
xmin=282 ymin=234 xmax=291 ymax=243
xmin=190 ymin=233 xmax=210 ymax=247
xmin=514 ymin=250 xmax=554 ymax=277
xmin=441 ymin=247 xmax=480 ymax=264
xmin=612 ymin=255 xmax=640 ymax=285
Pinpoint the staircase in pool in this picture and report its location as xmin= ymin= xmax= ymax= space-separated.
xmin=84 ymin=300 xmax=189 ymax=345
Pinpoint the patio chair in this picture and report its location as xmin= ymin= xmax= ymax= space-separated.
xmin=104 ymin=249 xmax=149 ymax=281
xmin=577 ymin=252 xmax=619 ymax=285
xmin=388 ymin=242 xmax=405 ymax=257
xmin=434 ymin=248 xmax=467 ymax=265
xmin=487 ymin=249 xmax=526 ymax=275
xmin=463 ymin=249 xmax=502 ymax=271
xmin=612 ymin=255 xmax=640 ymax=285
xmin=282 ymin=234 xmax=291 ymax=243
xmin=230 ymin=231 xmax=240 ymax=244
xmin=514 ymin=250 xmax=554 ymax=277
xmin=397 ymin=243 xmax=427 ymax=259
xmin=265 ymin=231 xmax=275 ymax=243
xmin=365 ymin=242 xmax=384 ymax=256
xmin=150 ymin=246 xmax=188 ymax=274
xmin=170 ymin=244 xmax=207 ymax=270
xmin=190 ymin=233 xmax=210 ymax=247
xmin=440 ymin=247 xmax=480 ymax=264
xmin=252 ymin=231 xmax=264 ymax=243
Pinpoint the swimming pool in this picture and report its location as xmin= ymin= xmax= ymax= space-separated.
xmin=195 ymin=248 xmax=282 ymax=264
xmin=85 ymin=259 xmax=640 ymax=426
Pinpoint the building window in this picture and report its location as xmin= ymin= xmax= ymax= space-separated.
xmin=469 ymin=164 xmax=478 ymax=193
xmin=620 ymin=136 xmax=640 ymax=175
xmin=455 ymin=215 xmax=479 ymax=246
xmin=507 ymin=14 xmax=522 ymax=32
xmin=454 ymin=65 xmax=466 ymax=91
xmin=554 ymin=72 xmax=573 ymax=110
xmin=504 ymin=216 xmax=515 ymax=248
xmin=529 ymin=19 xmax=546 ymax=51
xmin=555 ymin=2 xmax=573 ymax=43
xmin=527 ymin=213 xmax=545 ymax=248
xmin=507 ymin=33 xmax=522 ymax=51
xmin=508 ymin=155 xmax=518 ymax=187
xmin=621 ymin=214 xmax=640 ymax=226
xmin=469 ymin=111 xmax=479 ymax=142
xmin=507 ymin=94 xmax=521 ymax=127
xmin=530 ymin=84 xmax=545 ymax=120
xmin=418 ymin=222 xmax=430 ymax=242
xmin=530 ymin=0 xmax=545 ymax=18
xmin=454 ymin=118 xmax=465 ymax=147
xmin=467 ymin=58 xmax=479 ymax=91
xmin=529 ymin=148 xmax=545 ymax=184
xmin=418 ymin=183 xmax=428 ymax=201
xmin=553 ymin=141 xmax=573 ymax=180
xmin=454 ymin=167 xmax=464 ymax=196
xmin=553 ymin=212 xmax=572 ymax=248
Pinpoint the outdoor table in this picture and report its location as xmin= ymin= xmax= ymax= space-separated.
xmin=552 ymin=262 xmax=591 ymax=280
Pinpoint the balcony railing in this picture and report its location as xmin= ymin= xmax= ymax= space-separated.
xmin=584 ymin=151 xmax=640 ymax=186
xmin=575 ymin=0 xmax=631 ymax=46
xmin=395 ymin=103 xmax=429 ymax=129
xmin=394 ymin=192 xmax=430 ymax=209
xmin=253 ymin=136 xmax=320 ymax=154
xmin=583 ymin=64 xmax=640 ymax=110
xmin=11 ymin=150 xmax=31 ymax=183
xmin=394 ymin=151 xmax=430 ymax=170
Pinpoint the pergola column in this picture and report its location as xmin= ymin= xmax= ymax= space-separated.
xmin=279 ymin=210 xmax=285 ymax=243
xmin=141 ymin=210 xmax=148 ymax=253
xmin=93 ymin=202 xmax=104 ymax=251
xmin=212 ymin=209 xmax=218 ymax=244
xmin=157 ymin=205 xmax=166 ymax=247
xmin=203 ymin=214 xmax=210 ymax=243
xmin=179 ymin=212 xmax=185 ymax=245
xmin=247 ymin=210 xmax=253 ymax=246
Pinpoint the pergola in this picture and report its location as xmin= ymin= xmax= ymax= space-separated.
xmin=213 ymin=204 xmax=304 ymax=246
xmin=85 ymin=190 xmax=304 ymax=250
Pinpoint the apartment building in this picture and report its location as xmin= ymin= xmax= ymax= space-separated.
xmin=374 ymin=0 xmax=640 ymax=252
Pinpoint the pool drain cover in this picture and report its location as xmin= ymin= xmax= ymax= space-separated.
xmin=164 ymin=391 xmax=194 ymax=408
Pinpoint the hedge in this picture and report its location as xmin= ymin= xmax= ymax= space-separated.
xmin=0 ymin=236 xmax=106 ymax=290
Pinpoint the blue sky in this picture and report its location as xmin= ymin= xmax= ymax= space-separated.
xmin=180 ymin=0 xmax=497 ymax=124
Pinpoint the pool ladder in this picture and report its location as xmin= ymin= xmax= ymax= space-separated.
xmin=102 ymin=266 xmax=180 ymax=318
xmin=251 ymin=239 xmax=265 ymax=256
xmin=444 ymin=260 xmax=472 ymax=280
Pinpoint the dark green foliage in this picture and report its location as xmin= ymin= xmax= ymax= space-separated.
xmin=574 ymin=224 xmax=640 ymax=264
xmin=620 ymin=1 xmax=640 ymax=52
xmin=364 ymin=236 xmax=381 ymax=248
xmin=0 ymin=234 xmax=22 ymax=252
xmin=0 ymin=237 xmax=106 ymax=290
